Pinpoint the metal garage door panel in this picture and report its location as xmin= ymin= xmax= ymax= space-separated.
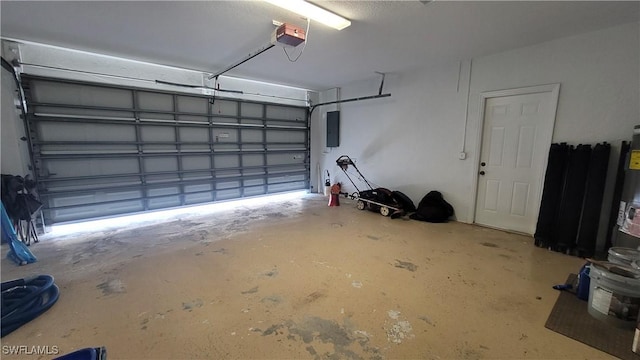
xmin=148 ymin=196 xmax=181 ymax=209
xmin=244 ymin=186 xmax=266 ymax=196
xmin=146 ymin=174 xmax=180 ymax=184
xmin=37 ymin=122 xmax=135 ymax=142
xmin=176 ymin=115 xmax=208 ymax=123
xmin=267 ymin=153 xmax=305 ymax=166
xmin=217 ymin=189 xmax=242 ymax=200
xmin=180 ymin=127 xmax=209 ymax=141
xmin=148 ymin=186 xmax=180 ymax=196
xmin=40 ymin=144 xmax=137 ymax=155
xmin=241 ymin=103 xmax=263 ymax=117
xmin=211 ymin=100 xmax=238 ymax=116
xmin=184 ymin=183 xmax=214 ymax=204
xmin=241 ymin=129 xmax=262 ymax=142
xmin=140 ymin=112 xmax=174 ymax=121
xmin=178 ymin=96 xmax=207 ymax=112
xmin=147 ymin=186 xmax=181 ymax=210
xmin=216 ymin=181 xmax=240 ymax=190
xmin=138 ymin=92 xmax=173 ymax=111
xmin=49 ymin=187 xmax=144 ymax=222
xmin=244 ymin=178 xmax=265 ymax=186
xmin=212 ymin=116 xmax=237 ymax=125
xmin=267 ymin=130 xmax=305 ymax=143
xmin=140 ymin=126 xmax=175 ymax=141
xmin=51 ymin=198 xmax=144 ymax=223
xmin=45 ymin=176 xmax=141 ymax=193
xmin=216 ymin=155 xmax=239 ymax=168
xmin=212 ymin=128 xmax=239 ymax=142
xmin=241 ymin=118 xmax=262 ymax=126
xmin=144 ymin=157 xmax=177 ymax=172
xmin=32 ymin=80 xmax=132 ymax=108
xmin=268 ymin=143 xmax=305 ymax=151
xmin=242 ymin=154 xmax=264 ymax=167
xmin=24 ymin=76 xmax=308 ymax=224
xmin=34 ymin=106 xmax=135 ymax=120
xmin=268 ymin=182 xmax=305 ymax=193
xmin=44 ymin=158 xmax=139 ymax=177
xmin=182 ymin=156 xmax=210 ymax=170
xmin=266 ymin=105 xmax=306 ymax=121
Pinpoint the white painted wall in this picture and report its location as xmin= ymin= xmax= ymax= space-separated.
xmin=467 ymin=21 xmax=639 ymax=250
xmin=313 ymin=22 xmax=639 ymax=251
xmin=1 ymin=67 xmax=30 ymax=176
xmin=314 ymin=62 xmax=471 ymax=216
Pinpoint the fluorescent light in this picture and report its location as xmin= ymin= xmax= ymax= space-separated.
xmin=264 ymin=0 xmax=351 ymax=30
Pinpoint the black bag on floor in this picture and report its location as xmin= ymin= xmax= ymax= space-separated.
xmin=391 ymin=191 xmax=416 ymax=213
xmin=410 ymin=191 xmax=454 ymax=223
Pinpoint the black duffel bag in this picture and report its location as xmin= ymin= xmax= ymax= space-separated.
xmin=410 ymin=191 xmax=454 ymax=223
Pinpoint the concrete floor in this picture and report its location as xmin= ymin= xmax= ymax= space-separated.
xmin=1 ymin=194 xmax=614 ymax=359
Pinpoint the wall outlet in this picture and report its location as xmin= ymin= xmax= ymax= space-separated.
xmin=458 ymin=152 xmax=466 ymax=160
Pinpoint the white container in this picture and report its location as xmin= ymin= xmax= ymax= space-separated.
xmin=608 ymin=247 xmax=640 ymax=266
xmin=588 ymin=262 xmax=640 ymax=329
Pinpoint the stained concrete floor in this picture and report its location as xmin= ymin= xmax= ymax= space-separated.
xmin=1 ymin=194 xmax=614 ymax=359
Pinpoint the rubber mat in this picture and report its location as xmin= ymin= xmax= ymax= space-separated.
xmin=545 ymin=274 xmax=639 ymax=360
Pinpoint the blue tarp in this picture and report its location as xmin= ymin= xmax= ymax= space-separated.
xmin=1 ymin=202 xmax=36 ymax=265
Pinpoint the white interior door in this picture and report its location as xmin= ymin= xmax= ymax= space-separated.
xmin=474 ymin=86 xmax=558 ymax=234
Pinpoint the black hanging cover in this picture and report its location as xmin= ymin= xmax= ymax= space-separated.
xmin=554 ymin=144 xmax=592 ymax=250
xmin=576 ymin=143 xmax=611 ymax=257
xmin=534 ymin=143 xmax=570 ymax=248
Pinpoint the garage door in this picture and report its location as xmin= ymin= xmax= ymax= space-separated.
xmin=22 ymin=75 xmax=309 ymax=224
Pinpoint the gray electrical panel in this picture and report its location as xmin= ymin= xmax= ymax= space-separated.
xmin=327 ymin=111 xmax=340 ymax=147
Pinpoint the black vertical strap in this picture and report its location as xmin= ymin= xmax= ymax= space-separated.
xmin=132 ymin=90 xmax=148 ymax=211
xmin=606 ymin=141 xmax=631 ymax=250
xmin=173 ymin=94 xmax=185 ymax=206
xmin=304 ymin=108 xmax=312 ymax=192
xmin=208 ymin=97 xmax=217 ymax=201
xmin=262 ymin=104 xmax=268 ymax=196
xmin=576 ymin=142 xmax=611 ymax=257
xmin=237 ymin=101 xmax=244 ymax=197
xmin=534 ymin=143 xmax=570 ymax=248
xmin=554 ymin=144 xmax=592 ymax=252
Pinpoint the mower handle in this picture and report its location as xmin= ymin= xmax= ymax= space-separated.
xmin=336 ymin=155 xmax=355 ymax=167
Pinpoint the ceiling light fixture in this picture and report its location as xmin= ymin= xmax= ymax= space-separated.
xmin=264 ymin=0 xmax=351 ymax=30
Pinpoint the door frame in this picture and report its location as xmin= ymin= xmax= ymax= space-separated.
xmin=469 ymin=83 xmax=560 ymax=231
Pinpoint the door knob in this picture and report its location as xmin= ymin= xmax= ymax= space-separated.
xmin=479 ymin=171 xmax=486 ymax=176
xmin=481 ymin=162 xmax=486 ymax=167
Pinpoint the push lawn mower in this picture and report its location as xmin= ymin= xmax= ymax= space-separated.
xmin=336 ymin=155 xmax=415 ymax=217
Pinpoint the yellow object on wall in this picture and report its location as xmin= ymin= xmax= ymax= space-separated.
xmin=630 ymin=150 xmax=640 ymax=170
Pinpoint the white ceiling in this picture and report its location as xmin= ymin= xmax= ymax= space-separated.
xmin=1 ymin=1 xmax=638 ymax=91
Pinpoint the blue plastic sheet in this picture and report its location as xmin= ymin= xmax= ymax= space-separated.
xmin=1 ymin=203 xmax=36 ymax=265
